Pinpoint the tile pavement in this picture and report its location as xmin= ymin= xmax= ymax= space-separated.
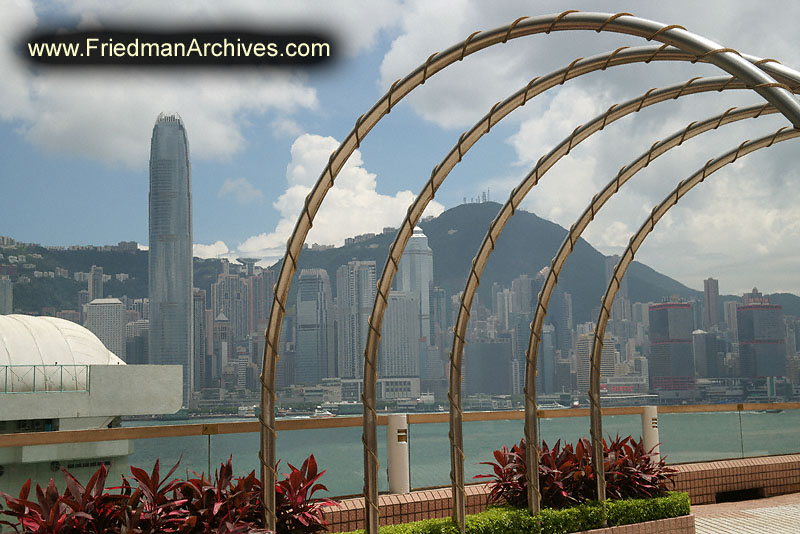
xmin=694 ymin=492 xmax=800 ymax=534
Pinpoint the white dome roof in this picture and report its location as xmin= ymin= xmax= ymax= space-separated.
xmin=0 ymin=314 xmax=125 ymax=367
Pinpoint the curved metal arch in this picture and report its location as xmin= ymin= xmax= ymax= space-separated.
xmin=588 ymin=128 xmax=800 ymax=499
xmin=364 ymin=54 xmax=799 ymax=529
xmin=521 ymin=103 xmax=789 ymax=510
xmin=447 ymin=90 xmax=800 ymax=521
xmin=259 ymin=11 xmax=800 ymax=531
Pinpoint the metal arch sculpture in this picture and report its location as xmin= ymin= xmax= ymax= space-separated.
xmin=442 ymin=81 xmax=798 ymax=514
xmin=363 ymin=59 xmax=800 ymax=528
xmin=520 ymin=103 xmax=792 ymax=506
xmin=587 ymin=128 xmax=800 ymax=492
xmin=515 ymin=101 xmax=800 ymax=513
xmin=259 ymin=11 xmax=800 ymax=532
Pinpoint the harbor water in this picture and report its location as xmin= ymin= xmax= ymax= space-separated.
xmin=126 ymin=410 xmax=800 ymax=497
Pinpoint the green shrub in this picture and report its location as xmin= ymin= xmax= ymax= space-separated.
xmin=606 ymin=492 xmax=691 ymax=526
xmin=339 ymin=492 xmax=690 ymax=534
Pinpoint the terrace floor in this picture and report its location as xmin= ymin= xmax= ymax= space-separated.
xmin=693 ymin=491 xmax=800 ymax=533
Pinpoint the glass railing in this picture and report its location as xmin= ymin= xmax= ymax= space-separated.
xmin=0 ymin=365 xmax=89 ymax=393
xmin=2 ymin=403 xmax=800 ymax=496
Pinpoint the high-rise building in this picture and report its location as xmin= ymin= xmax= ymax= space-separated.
xmin=380 ymin=291 xmax=420 ymax=377
xmin=295 ymin=269 xmax=335 ymax=385
xmin=336 ymin=260 xmax=376 ymax=379
xmin=88 ymin=265 xmax=104 ymax=301
xmin=693 ymin=329 xmax=726 ymax=378
xmin=193 ymin=289 xmax=208 ymax=390
xmin=396 ymin=227 xmax=433 ymax=344
xmin=148 ymin=113 xmax=193 ymax=406
xmin=0 ymin=277 xmax=12 ymax=314
xmin=737 ymin=297 xmax=786 ymax=377
xmin=465 ymin=338 xmax=512 ymax=395
xmin=703 ymin=278 xmax=720 ymax=330
xmin=648 ymin=302 xmax=695 ymax=393
xmin=85 ymin=298 xmax=126 ymax=360
xmin=211 ymin=267 xmax=250 ymax=342
xmin=575 ymin=332 xmax=616 ymax=394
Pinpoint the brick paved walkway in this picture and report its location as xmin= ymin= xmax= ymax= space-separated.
xmin=694 ymin=492 xmax=800 ymax=533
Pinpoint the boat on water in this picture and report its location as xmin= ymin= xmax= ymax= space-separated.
xmin=237 ymin=405 xmax=257 ymax=418
xmin=311 ymin=407 xmax=335 ymax=418
xmin=538 ymin=402 xmax=568 ymax=410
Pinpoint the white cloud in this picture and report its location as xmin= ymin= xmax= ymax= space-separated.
xmin=0 ymin=0 xmax=403 ymax=167
xmin=193 ymin=240 xmax=232 ymax=260
xmin=235 ymin=133 xmax=445 ymax=262
xmin=218 ymin=177 xmax=264 ymax=204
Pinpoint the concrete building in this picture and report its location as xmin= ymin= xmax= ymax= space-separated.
xmin=295 ymin=268 xmax=335 ymax=385
xmin=336 ymin=260 xmax=376 ymax=379
xmin=737 ymin=300 xmax=786 ymax=378
xmin=575 ymin=332 xmax=617 ymax=394
xmin=88 ymin=265 xmax=104 ymax=301
xmin=380 ymin=291 xmax=420 ymax=378
xmin=649 ymin=302 xmax=696 ymax=394
xmin=703 ymin=278 xmax=720 ymax=331
xmin=0 ymin=315 xmax=181 ymax=496
xmin=85 ymin=298 xmax=126 ymax=362
xmin=396 ymin=227 xmax=433 ymax=343
xmin=148 ymin=113 xmax=193 ymax=406
xmin=0 ymin=276 xmax=12 ymax=314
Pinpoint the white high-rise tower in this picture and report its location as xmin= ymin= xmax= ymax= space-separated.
xmin=397 ymin=227 xmax=434 ymax=344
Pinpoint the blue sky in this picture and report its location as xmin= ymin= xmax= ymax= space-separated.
xmin=2 ymin=1 xmax=800 ymax=295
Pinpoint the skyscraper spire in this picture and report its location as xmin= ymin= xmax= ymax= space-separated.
xmin=149 ymin=113 xmax=193 ymax=406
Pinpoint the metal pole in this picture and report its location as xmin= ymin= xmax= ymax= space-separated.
xmin=387 ymin=414 xmax=410 ymax=494
xmin=641 ymin=406 xmax=660 ymax=462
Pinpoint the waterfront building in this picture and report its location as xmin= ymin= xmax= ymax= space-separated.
xmin=84 ymin=298 xmax=126 ymax=362
xmin=380 ymin=291 xmax=420 ymax=378
xmin=693 ymin=329 xmax=727 ymax=378
xmin=193 ymin=289 xmax=208 ymax=389
xmin=648 ymin=302 xmax=696 ymax=395
xmin=737 ymin=297 xmax=786 ymax=378
xmin=396 ymin=227 xmax=433 ymax=343
xmin=336 ymin=260 xmax=376 ymax=379
xmin=703 ymin=277 xmax=720 ymax=330
xmin=295 ymin=268 xmax=335 ymax=385
xmin=148 ymin=113 xmax=193 ymax=406
xmin=465 ymin=338 xmax=512 ymax=395
xmin=0 ymin=315 xmax=181 ymax=496
xmin=575 ymin=332 xmax=616 ymax=394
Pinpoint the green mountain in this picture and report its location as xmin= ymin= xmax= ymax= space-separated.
xmin=11 ymin=202 xmax=799 ymax=323
xmin=277 ymin=201 xmax=701 ymax=323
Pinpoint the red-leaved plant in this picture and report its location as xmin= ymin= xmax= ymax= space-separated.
xmin=475 ymin=435 xmax=676 ymax=509
xmin=0 ymin=454 xmax=336 ymax=534
xmin=275 ymin=454 xmax=337 ymax=534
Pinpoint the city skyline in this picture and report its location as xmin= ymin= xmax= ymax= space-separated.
xmin=2 ymin=2 xmax=800 ymax=297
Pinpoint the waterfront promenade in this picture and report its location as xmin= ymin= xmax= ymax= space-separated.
xmin=694 ymin=492 xmax=800 ymax=533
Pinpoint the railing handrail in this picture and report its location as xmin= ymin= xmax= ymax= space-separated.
xmin=2 ymin=402 xmax=799 ymax=449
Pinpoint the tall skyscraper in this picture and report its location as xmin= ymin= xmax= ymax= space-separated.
xmin=737 ymin=297 xmax=786 ymax=377
xmin=703 ymin=278 xmax=720 ymax=331
xmin=648 ymin=302 xmax=695 ymax=393
xmin=575 ymin=332 xmax=616 ymax=394
xmin=397 ymin=227 xmax=434 ymax=344
xmin=148 ymin=113 xmax=193 ymax=406
xmin=380 ymin=291 xmax=420 ymax=377
xmin=336 ymin=260 xmax=376 ymax=379
xmin=295 ymin=269 xmax=335 ymax=385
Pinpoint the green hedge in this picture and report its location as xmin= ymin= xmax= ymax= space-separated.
xmin=341 ymin=492 xmax=689 ymax=534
